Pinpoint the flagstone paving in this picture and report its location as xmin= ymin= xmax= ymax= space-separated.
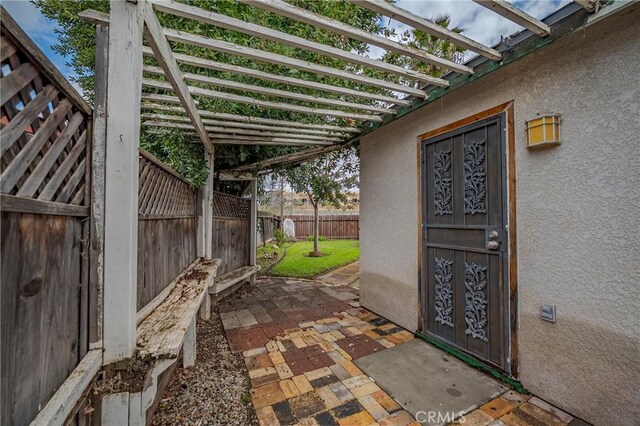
xmin=221 ymin=277 xmax=581 ymax=426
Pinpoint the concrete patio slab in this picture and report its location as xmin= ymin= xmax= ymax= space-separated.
xmin=355 ymin=338 xmax=507 ymax=424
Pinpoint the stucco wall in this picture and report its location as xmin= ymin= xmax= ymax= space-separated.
xmin=359 ymin=6 xmax=640 ymax=425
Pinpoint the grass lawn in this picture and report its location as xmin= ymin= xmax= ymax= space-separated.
xmin=269 ymin=240 xmax=359 ymax=278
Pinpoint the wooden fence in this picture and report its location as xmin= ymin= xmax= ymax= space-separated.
xmin=259 ymin=214 xmax=280 ymax=246
xmin=285 ymin=214 xmax=359 ymax=239
xmin=137 ymin=149 xmax=197 ymax=310
xmin=1 ymin=13 xmax=95 ymax=425
xmin=212 ymin=191 xmax=251 ymax=275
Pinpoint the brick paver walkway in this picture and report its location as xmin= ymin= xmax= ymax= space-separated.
xmin=219 ymin=278 xmax=579 ymax=426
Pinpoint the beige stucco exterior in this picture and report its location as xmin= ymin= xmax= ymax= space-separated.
xmin=359 ymin=5 xmax=640 ymax=425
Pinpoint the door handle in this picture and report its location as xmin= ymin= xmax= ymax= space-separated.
xmin=486 ymin=241 xmax=500 ymax=250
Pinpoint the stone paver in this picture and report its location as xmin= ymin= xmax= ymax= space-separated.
xmin=221 ymin=277 xmax=578 ymax=426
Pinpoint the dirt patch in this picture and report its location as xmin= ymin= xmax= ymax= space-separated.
xmin=152 ymin=310 xmax=258 ymax=426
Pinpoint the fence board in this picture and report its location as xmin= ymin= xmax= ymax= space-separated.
xmin=284 ymin=214 xmax=359 ymax=239
xmin=137 ymin=217 xmax=197 ymax=310
xmin=212 ymin=191 xmax=251 ymax=275
xmin=1 ymin=213 xmax=82 ymax=426
xmin=137 ymin=150 xmax=197 ymax=310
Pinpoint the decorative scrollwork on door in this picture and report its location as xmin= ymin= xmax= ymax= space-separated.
xmin=434 ymin=256 xmax=454 ymax=327
xmin=433 ymin=149 xmax=452 ymax=215
xmin=464 ymin=262 xmax=489 ymax=342
xmin=463 ymin=139 xmax=487 ymax=214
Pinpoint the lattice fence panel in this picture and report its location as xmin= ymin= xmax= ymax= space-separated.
xmin=212 ymin=191 xmax=250 ymax=219
xmin=0 ymin=35 xmax=90 ymax=205
xmin=138 ymin=150 xmax=196 ymax=217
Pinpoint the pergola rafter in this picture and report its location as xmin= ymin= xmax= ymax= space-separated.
xmin=141 ymin=47 xmax=413 ymax=106
xmin=80 ymin=0 xmax=570 ymax=167
xmin=142 ymin=65 xmax=393 ymax=114
xmin=140 ymin=113 xmax=352 ymax=136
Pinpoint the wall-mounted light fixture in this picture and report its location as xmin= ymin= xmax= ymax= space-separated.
xmin=525 ymin=114 xmax=561 ymax=150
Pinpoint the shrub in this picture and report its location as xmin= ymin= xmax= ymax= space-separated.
xmin=274 ymin=228 xmax=286 ymax=245
xmin=307 ymin=234 xmax=327 ymax=242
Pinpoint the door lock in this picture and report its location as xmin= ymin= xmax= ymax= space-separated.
xmin=488 ymin=230 xmax=499 ymax=240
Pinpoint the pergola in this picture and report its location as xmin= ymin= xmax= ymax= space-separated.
xmin=78 ymin=0 xmax=601 ymax=174
xmin=2 ymin=0 xmax=621 ymax=423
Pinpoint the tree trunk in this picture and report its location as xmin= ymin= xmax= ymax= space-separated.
xmin=309 ymin=201 xmax=322 ymax=257
xmin=313 ymin=202 xmax=319 ymax=253
xmin=279 ymin=177 xmax=284 ymax=228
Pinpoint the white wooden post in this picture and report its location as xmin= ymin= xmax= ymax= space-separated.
xmin=199 ymin=151 xmax=214 ymax=320
xmin=204 ymin=152 xmax=214 ymax=260
xmin=249 ymin=179 xmax=258 ymax=285
xmin=183 ymin=317 xmax=197 ymax=368
xmin=102 ymin=0 xmax=144 ymax=364
xmin=90 ymin=22 xmax=108 ymax=350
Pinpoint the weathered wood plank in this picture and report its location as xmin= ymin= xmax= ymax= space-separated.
xmin=0 ymin=85 xmax=59 ymax=156
xmin=0 ymin=62 xmax=38 ymax=105
xmin=17 ymin=115 xmax=85 ymax=198
xmin=0 ymin=6 xmax=92 ymax=114
xmin=0 ymin=193 xmax=89 ymax=216
xmin=30 ymin=350 xmax=102 ymax=426
xmin=142 ymin=118 xmax=342 ymax=141
xmin=0 ymin=99 xmax=73 ymax=193
xmin=54 ymin=158 xmax=86 ymax=204
xmin=164 ymin=28 xmax=429 ymax=97
xmin=102 ymin=0 xmax=143 ymax=363
xmin=141 ymin=102 xmax=360 ymax=134
xmin=1 ymin=213 xmax=82 ymax=425
xmin=349 ymin=0 xmax=503 ymax=60
xmin=144 ymin=47 xmax=411 ymax=106
xmin=473 ymin=0 xmax=551 ymax=37
xmin=140 ymin=112 xmax=350 ymax=136
xmin=142 ymin=78 xmax=383 ymax=122
xmin=142 ymin=2 xmax=212 ymax=153
xmin=137 ymin=217 xmax=197 ymax=310
xmin=143 ymin=65 xmax=394 ymax=114
xmin=37 ymin=135 xmax=86 ymax=201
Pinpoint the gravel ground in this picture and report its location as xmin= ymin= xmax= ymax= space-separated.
xmin=152 ymin=308 xmax=259 ymax=426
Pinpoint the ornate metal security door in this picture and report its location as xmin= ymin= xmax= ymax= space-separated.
xmin=421 ymin=114 xmax=509 ymax=371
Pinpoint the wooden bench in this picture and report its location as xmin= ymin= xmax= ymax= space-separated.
xmin=209 ymin=265 xmax=260 ymax=303
xmin=137 ymin=257 xmax=221 ymax=362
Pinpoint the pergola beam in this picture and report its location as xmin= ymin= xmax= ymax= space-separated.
xmin=574 ymin=0 xmax=597 ymax=12
xmin=227 ymin=144 xmax=341 ymax=172
xmin=140 ymin=102 xmax=360 ymax=133
xmin=141 ymin=3 xmax=213 ymax=152
xmin=141 ymin=113 xmax=349 ymax=136
xmin=208 ymin=134 xmax=334 ymax=145
xmin=164 ymin=28 xmax=431 ymax=96
xmin=142 ymin=79 xmax=384 ymax=122
xmin=142 ymin=120 xmax=344 ymax=142
xmin=349 ymin=0 xmax=502 ymax=61
xmin=238 ymin=0 xmax=474 ymax=74
xmin=151 ymin=0 xmax=450 ymax=86
xmin=473 ymin=0 xmax=551 ymax=37
xmin=141 ymin=47 xmax=411 ymax=106
xmin=143 ymin=65 xmax=393 ymax=114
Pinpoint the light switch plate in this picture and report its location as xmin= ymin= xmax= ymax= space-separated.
xmin=540 ymin=304 xmax=556 ymax=323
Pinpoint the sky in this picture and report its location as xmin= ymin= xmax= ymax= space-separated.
xmin=2 ymin=0 xmax=569 ymax=94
